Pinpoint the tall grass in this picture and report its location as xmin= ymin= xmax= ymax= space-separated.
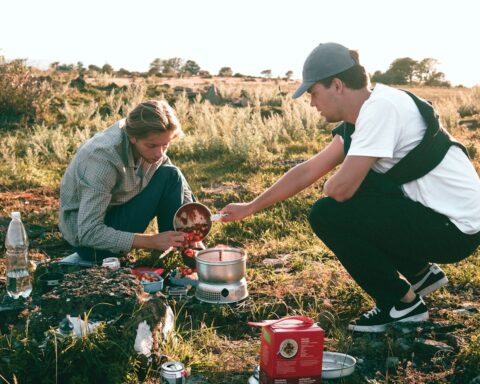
xmin=0 ymin=73 xmax=479 ymax=383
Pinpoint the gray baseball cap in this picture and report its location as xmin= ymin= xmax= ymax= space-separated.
xmin=293 ymin=42 xmax=358 ymax=99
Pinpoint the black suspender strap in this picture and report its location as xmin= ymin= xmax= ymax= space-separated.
xmin=384 ymin=91 xmax=469 ymax=185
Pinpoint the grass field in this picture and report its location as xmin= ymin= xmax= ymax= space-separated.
xmin=0 ymin=71 xmax=479 ymax=383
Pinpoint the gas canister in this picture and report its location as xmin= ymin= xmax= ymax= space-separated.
xmin=248 ymin=316 xmax=324 ymax=384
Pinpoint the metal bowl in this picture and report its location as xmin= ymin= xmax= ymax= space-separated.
xmin=195 ymin=246 xmax=246 ymax=283
xmin=173 ymin=202 xmax=212 ymax=243
xmin=321 ymin=351 xmax=356 ymax=379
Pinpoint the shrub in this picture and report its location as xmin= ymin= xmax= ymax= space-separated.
xmin=458 ymin=331 xmax=480 ymax=375
xmin=0 ymin=59 xmax=53 ymax=127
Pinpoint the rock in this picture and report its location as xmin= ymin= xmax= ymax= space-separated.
xmin=445 ymin=334 xmax=464 ymax=349
xmin=70 ymin=75 xmax=86 ymax=90
xmin=413 ymin=322 xmax=464 ymax=335
xmin=262 ymin=258 xmax=282 ymax=267
xmin=414 ymin=338 xmax=454 ymax=357
xmin=394 ymin=337 xmax=413 ymax=354
xmin=262 ymin=254 xmax=292 ymax=268
xmin=469 ymin=375 xmax=480 ymax=384
xmin=260 ymin=106 xmax=283 ymax=119
xmin=453 ymin=306 xmax=479 ymax=316
xmin=187 ymin=374 xmax=210 ymax=383
xmin=385 ymin=356 xmax=400 ymax=369
xmin=202 ymin=85 xmax=223 ymax=105
xmin=459 ymin=117 xmax=480 ymax=130
xmin=174 ymin=86 xmax=193 ymax=93
xmin=231 ymin=97 xmax=250 ymax=107
xmin=391 ymin=322 xmax=419 ymax=335
xmin=0 ymin=217 xmax=46 ymax=240
xmin=274 ymin=267 xmax=291 ymax=274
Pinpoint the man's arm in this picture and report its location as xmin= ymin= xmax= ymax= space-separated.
xmin=221 ymin=135 xmax=345 ymax=221
xmin=323 ymin=155 xmax=378 ymax=202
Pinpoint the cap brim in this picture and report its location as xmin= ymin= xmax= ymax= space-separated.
xmin=292 ymin=81 xmax=314 ymax=99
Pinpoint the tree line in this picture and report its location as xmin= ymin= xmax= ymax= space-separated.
xmin=0 ymin=49 xmax=453 ymax=86
xmin=371 ymin=57 xmax=451 ymax=87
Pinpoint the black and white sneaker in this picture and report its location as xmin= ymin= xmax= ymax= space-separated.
xmin=411 ymin=263 xmax=448 ymax=297
xmin=348 ymin=295 xmax=429 ymax=333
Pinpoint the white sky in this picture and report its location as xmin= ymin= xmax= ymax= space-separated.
xmin=1 ymin=0 xmax=479 ymax=86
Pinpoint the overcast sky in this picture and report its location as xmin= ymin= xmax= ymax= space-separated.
xmin=1 ymin=0 xmax=479 ymax=86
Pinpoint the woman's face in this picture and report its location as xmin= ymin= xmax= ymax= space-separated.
xmin=129 ymin=130 xmax=178 ymax=164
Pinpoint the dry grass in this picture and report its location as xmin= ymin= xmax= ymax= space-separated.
xmin=0 ymin=74 xmax=479 ymax=383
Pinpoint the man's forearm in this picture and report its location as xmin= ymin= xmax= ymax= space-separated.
xmin=249 ymin=163 xmax=319 ymax=213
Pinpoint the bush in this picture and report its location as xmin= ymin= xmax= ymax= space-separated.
xmin=458 ymin=332 xmax=480 ymax=375
xmin=0 ymin=59 xmax=53 ymax=127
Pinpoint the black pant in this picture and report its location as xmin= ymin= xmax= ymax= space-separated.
xmin=308 ymin=172 xmax=480 ymax=306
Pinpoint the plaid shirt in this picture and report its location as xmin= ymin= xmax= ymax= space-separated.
xmin=59 ymin=119 xmax=178 ymax=253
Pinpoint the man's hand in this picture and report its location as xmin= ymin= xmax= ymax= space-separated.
xmin=219 ymin=202 xmax=254 ymax=222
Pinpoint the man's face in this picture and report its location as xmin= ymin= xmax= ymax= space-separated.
xmin=129 ymin=130 xmax=178 ymax=164
xmin=308 ymin=82 xmax=343 ymax=123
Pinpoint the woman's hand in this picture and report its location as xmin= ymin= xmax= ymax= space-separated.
xmin=150 ymin=231 xmax=185 ymax=250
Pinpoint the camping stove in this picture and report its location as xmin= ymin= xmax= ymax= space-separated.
xmin=195 ymin=278 xmax=248 ymax=304
xmin=194 ymin=246 xmax=249 ymax=304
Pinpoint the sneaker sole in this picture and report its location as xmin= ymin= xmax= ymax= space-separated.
xmin=415 ymin=276 xmax=449 ymax=297
xmin=348 ymin=312 xmax=429 ymax=333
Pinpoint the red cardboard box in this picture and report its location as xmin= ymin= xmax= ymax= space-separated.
xmin=249 ymin=316 xmax=324 ymax=384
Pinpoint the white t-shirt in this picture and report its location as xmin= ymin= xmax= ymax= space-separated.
xmin=348 ymin=84 xmax=480 ymax=234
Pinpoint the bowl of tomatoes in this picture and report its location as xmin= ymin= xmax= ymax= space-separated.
xmin=134 ymin=270 xmax=164 ymax=293
xmin=170 ymin=266 xmax=199 ymax=287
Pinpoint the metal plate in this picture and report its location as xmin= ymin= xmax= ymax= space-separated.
xmin=321 ymin=351 xmax=356 ymax=379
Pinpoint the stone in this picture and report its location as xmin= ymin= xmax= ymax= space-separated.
xmin=202 ymin=85 xmax=223 ymax=105
xmin=414 ymin=338 xmax=454 ymax=357
xmin=445 ymin=334 xmax=464 ymax=349
xmin=262 ymin=254 xmax=292 ymax=268
xmin=469 ymin=375 xmax=480 ymax=384
xmin=394 ymin=337 xmax=413 ymax=354
xmin=385 ymin=356 xmax=400 ymax=369
xmin=453 ymin=307 xmax=479 ymax=316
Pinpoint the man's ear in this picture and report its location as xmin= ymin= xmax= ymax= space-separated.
xmin=332 ymin=78 xmax=344 ymax=93
xmin=128 ymin=136 xmax=137 ymax=144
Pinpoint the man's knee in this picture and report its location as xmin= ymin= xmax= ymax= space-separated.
xmin=308 ymin=197 xmax=342 ymax=235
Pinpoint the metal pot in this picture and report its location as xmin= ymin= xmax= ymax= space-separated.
xmin=195 ymin=247 xmax=246 ymax=284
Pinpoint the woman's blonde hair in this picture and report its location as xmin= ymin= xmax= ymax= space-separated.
xmin=125 ymin=100 xmax=183 ymax=138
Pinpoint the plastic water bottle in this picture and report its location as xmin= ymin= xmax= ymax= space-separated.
xmin=5 ymin=212 xmax=32 ymax=299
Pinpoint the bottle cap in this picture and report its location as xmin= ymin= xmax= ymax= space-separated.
xmin=59 ymin=316 xmax=74 ymax=335
xmin=11 ymin=212 xmax=21 ymax=220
